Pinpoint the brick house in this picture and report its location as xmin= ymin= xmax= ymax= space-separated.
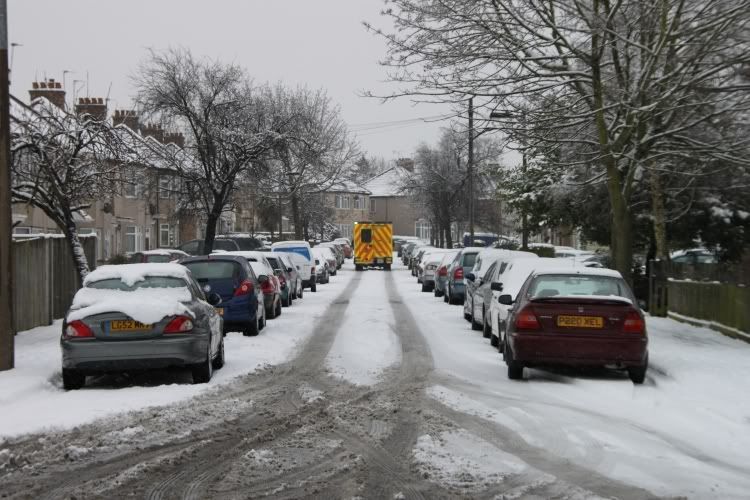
xmin=11 ymin=79 xmax=195 ymax=263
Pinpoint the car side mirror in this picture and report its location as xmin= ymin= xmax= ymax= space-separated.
xmin=491 ymin=282 xmax=503 ymax=292
xmin=498 ymin=294 xmax=513 ymax=305
xmin=466 ymin=273 xmax=476 ymax=282
xmin=258 ymin=275 xmax=268 ymax=283
xmin=287 ymin=267 xmax=294 ymax=273
xmin=207 ymin=293 xmax=222 ymax=306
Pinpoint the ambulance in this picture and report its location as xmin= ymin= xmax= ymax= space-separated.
xmin=353 ymin=222 xmax=393 ymax=271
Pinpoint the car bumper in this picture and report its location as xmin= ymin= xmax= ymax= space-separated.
xmin=450 ymin=282 xmax=465 ymax=299
xmin=510 ymin=333 xmax=648 ymax=367
xmin=61 ymin=334 xmax=209 ymax=373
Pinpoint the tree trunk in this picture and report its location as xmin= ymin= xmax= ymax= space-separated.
xmin=649 ymin=166 xmax=669 ymax=260
xmin=291 ymin=193 xmax=302 ymax=239
xmin=62 ymin=215 xmax=90 ymax=289
xmin=203 ymin=208 xmax=220 ymax=254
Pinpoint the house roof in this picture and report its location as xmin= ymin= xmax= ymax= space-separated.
xmin=363 ymin=166 xmax=407 ymax=197
xmin=326 ymin=179 xmax=371 ymax=195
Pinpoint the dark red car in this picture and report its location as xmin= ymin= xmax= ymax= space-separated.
xmin=502 ymin=268 xmax=648 ymax=383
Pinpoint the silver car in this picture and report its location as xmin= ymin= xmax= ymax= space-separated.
xmin=60 ymin=264 xmax=224 ymax=390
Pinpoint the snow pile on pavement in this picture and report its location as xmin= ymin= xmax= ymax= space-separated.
xmin=413 ymin=430 xmax=526 ymax=491
xmin=0 ymin=266 xmax=355 ymax=439
xmin=325 ymin=270 xmax=401 ymax=385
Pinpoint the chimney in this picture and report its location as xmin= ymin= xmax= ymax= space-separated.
xmin=142 ymin=123 xmax=165 ymax=143
xmin=163 ymin=132 xmax=185 ymax=148
xmin=29 ymin=78 xmax=66 ymax=109
xmin=113 ymin=109 xmax=140 ymax=131
xmin=76 ymin=97 xmax=108 ymax=122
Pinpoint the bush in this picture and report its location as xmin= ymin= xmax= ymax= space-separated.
xmin=108 ymin=254 xmax=129 ymax=265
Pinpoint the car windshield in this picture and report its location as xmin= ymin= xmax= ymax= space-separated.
xmin=182 ymin=261 xmax=239 ymax=280
xmin=265 ymin=257 xmax=281 ymax=270
xmin=528 ymin=274 xmax=632 ymax=300
xmin=87 ymin=276 xmax=187 ymax=291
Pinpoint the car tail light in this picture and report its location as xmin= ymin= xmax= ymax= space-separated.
xmin=515 ymin=307 xmax=540 ymax=330
xmin=438 ymin=266 xmax=448 ymax=277
xmin=623 ymin=311 xmax=645 ymax=334
xmin=261 ymin=278 xmax=274 ymax=294
xmin=311 ymin=266 xmax=316 ymax=274
xmin=234 ymin=279 xmax=253 ymax=297
xmin=64 ymin=320 xmax=94 ymax=339
xmin=164 ymin=315 xmax=194 ymax=334
xmin=453 ymin=267 xmax=464 ymax=280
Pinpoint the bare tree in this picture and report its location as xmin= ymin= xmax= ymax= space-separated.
xmin=369 ymin=0 xmax=750 ymax=281
xmin=10 ymin=96 xmax=121 ymax=286
xmin=261 ymin=85 xmax=359 ymax=239
xmin=133 ymin=48 xmax=278 ymax=253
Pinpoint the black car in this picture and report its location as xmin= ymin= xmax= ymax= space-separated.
xmin=177 ymin=238 xmax=240 ymax=256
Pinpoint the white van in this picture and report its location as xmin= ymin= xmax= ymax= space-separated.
xmin=271 ymin=241 xmax=317 ymax=292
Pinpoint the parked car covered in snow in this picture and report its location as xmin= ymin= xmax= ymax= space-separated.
xmin=433 ymin=250 xmax=460 ymax=298
xmin=419 ymin=249 xmax=452 ymax=292
xmin=247 ymin=261 xmax=282 ymax=320
xmin=272 ymin=240 xmax=317 ymax=292
xmin=313 ymin=246 xmax=338 ymax=276
xmin=261 ymin=252 xmax=295 ymax=306
xmin=444 ymin=247 xmax=483 ymax=305
xmin=503 ymin=268 xmax=648 ymax=383
xmin=180 ymin=255 xmax=266 ymax=337
xmin=60 ymin=264 xmax=225 ymax=390
xmin=129 ymin=249 xmax=189 ymax=264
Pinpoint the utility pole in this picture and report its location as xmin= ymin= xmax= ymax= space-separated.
xmin=467 ymin=97 xmax=475 ymax=244
xmin=521 ymin=152 xmax=529 ymax=250
xmin=0 ymin=0 xmax=15 ymax=371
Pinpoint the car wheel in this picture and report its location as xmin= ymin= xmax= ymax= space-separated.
xmin=443 ymin=290 xmax=449 ymax=303
xmin=311 ymin=282 xmax=317 ymax=292
xmin=212 ymin=337 xmax=225 ymax=369
xmin=506 ymin=343 xmax=524 ymax=380
xmin=421 ymin=282 xmax=429 ymax=293
xmin=298 ymin=286 xmax=304 ymax=299
xmin=275 ymin=299 xmax=282 ymax=317
xmin=497 ymin=321 xmax=505 ymax=353
xmin=385 ymin=263 xmax=391 ymax=271
xmin=490 ymin=333 xmax=499 ymax=347
xmin=464 ymin=311 xmax=472 ymax=322
xmin=191 ymin=345 xmax=214 ymax=384
xmin=628 ymin=356 xmax=648 ymax=384
xmin=355 ymin=264 xmax=363 ymax=271
xmin=434 ymin=287 xmax=441 ymax=297
xmin=62 ymin=368 xmax=86 ymax=390
xmin=244 ymin=315 xmax=259 ymax=336
xmin=482 ymin=308 xmax=491 ymax=338
xmin=471 ymin=316 xmax=483 ymax=331
xmin=267 ymin=302 xmax=276 ymax=320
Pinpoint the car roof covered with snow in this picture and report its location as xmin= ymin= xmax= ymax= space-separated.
xmin=84 ymin=263 xmax=191 ymax=287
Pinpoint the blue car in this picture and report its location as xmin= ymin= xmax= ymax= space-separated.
xmin=445 ymin=247 xmax=482 ymax=305
xmin=180 ymin=255 xmax=266 ymax=336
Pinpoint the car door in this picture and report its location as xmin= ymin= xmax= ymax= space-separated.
xmin=474 ymin=262 xmax=497 ymax=321
xmin=186 ymin=276 xmax=220 ymax=355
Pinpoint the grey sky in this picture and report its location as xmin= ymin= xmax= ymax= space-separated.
xmin=8 ymin=0 xmax=456 ymax=160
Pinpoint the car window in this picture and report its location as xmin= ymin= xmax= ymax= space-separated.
xmin=87 ymin=276 xmax=188 ymax=291
xmin=231 ymin=237 xmax=262 ymax=250
xmin=144 ymin=254 xmax=172 ymax=263
xmin=182 ymin=261 xmax=240 ymax=280
xmin=528 ymin=274 xmax=632 ymax=300
xmin=180 ymin=241 xmax=199 ymax=254
xmin=214 ymin=240 xmax=239 ymax=251
xmin=484 ymin=262 xmax=497 ymax=282
xmin=464 ymin=252 xmax=477 ymax=269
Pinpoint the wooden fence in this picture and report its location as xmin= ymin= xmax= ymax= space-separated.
xmin=12 ymin=235 xmax=97 ymax=332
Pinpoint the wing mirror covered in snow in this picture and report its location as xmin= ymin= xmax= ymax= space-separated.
xmin=207 ymin=293 xmax=222 ymax=306
xmin=466 ymin=273 xmax=476 ymax=282
xmin=498 ymin=294 xmax=513 ymax=305
xmin=491 ymin=282 xmax=504 ymax=292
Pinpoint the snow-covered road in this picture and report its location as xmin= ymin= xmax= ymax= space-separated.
xmin=2 ymin=256 xmax=749 ymax=499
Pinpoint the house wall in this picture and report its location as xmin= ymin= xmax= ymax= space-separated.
xmin=369 ymin=195 xmax=428 ymax=237
xmin=326 ymin=192 xmax=370 ymax=239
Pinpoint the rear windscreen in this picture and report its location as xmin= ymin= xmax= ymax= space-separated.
xmin=144 ymin=255 xmax=172 ymax=263
xmin=265 ymin=257 xmax=280 ymax=269
xmin=529 ymin=275 xmax=632 ymax=300
xmin=274 ymin=247 xmax=311 ymax=261
xmin=462 ymin=252 xmax=478 ymax=268
xmin=214 ymin=240 xmax=239 ymax=251
xmin=234 ymin=238 xmax=261 ymax=251
xmin=182 ymin=261 xmax=240 ymax=280
xmin=361 ymin=229 xmax=373 ymax=243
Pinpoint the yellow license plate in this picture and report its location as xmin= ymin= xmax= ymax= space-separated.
xmin=557 ymin=315 xmax=603 ymax=328
xmin=215 ymin=308 xmax=224 ymax=316
xmin=110 ymin=320 xmax=152 ymax=331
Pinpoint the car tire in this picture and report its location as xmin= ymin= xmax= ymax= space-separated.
xmin=628 ymin=357 xmax=648 ymax=384
xmin=443 ymin=291 xmax=449 ymax=303
xmin=385 ymin=263 xmax=391 ymax=271
xmin=482 ymin=308 xmax=491 ymax=338
xmin=267 ymin=302 xmax=276 ymax=320
xmin=191 ymin=345 xmax=214 ymax=384
xmin=355 ymin=264 xmax=363 ymax=271
xmin=298 ymin=287 xmax=304 ymax=299
xmin=464 ymin=311 xmax=472 ymax=322
xmin=311 ymin=282 xmax=317 ymax=292
xmin=275 ymin=299 xmax=282 ymax=317
xmin=244 ymin=315 xmax=260 ymax=336
xmin=62 ymin=368 xmax=85 ymax=390
xmin=434 ymin=287 xmax=443 ymax=297
xmin=506 ymin=343 xmax=524 ymax=380
xmin=490 ymin=333 xmax=499 ymax=347
xmin=212 ymin=337 xmax=225 ymax=369
xmin=471 ymin=316 xmax=483 ymax=331
xmin=421 ymin=282 xmax=429 ymax=293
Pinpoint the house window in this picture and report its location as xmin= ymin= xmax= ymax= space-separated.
xmin=337 ymin=224 xmax=352 ymax=239
xmin=159 ymin=177 xmax=172 ymax=199
xmin=125 ymin=226 xmax=143 ymax=253
xmin=335 ymin=194 xmax=350 ymax=209
xmin=415 ymin=220 xmax=432 ymax=241
xmin=370 ymin=199 xmax=376 ymax=213
xmin=353 ymin=195 xmax=362 ymax=209
xmin=160 ymin=224 xmax=172 ymax=247
xmin=12 ymin=227 xmax=31 ymax=235
xmin=124 ymin=180 xmax=137 ymax=198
